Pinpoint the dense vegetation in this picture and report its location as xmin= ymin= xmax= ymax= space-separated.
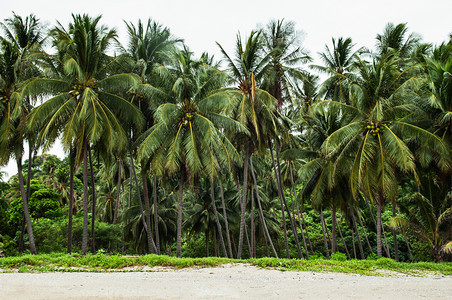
xmin=0 ymin=13 xmax=451 ymax=263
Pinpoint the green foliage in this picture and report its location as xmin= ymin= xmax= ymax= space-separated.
xmin=330 ymin=252 xmax=347 ymax=261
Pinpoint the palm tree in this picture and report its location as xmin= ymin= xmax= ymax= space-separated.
xmin=311 ymin=37 xmax=360 ymax=103
xmin=217 ymin=30 xmax=284 ymax=258
xmin=390 ymin=180 xmax=452 ymax=262
xmin=321 ymin=53 xmax=450 ymax=256
xmin=123 ymin=18 xmax=181 ymax=254
xmin=137 ymin=47 xmax=246 ymax=257
xmin=261 ymin=19 xmax=310 ymax=111
xmin=0 ymin=13 xmax=45 ymax=254
xmin=375 ymin=23 xmax=421 ymax=58
xmin=25 ymin=14 xmax=143 ymax=255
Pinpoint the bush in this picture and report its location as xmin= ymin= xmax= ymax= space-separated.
xmin=331 ymin=252 xmax=347 ymax=261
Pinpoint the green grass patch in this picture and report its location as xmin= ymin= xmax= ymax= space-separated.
xmin=1 ymin=253 xmax=451 ymax=276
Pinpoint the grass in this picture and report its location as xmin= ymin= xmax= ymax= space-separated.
xmin=0 ymin=253 xmax=451 ymax=276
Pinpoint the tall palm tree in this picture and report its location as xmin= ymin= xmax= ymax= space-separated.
xmin=123 ymin=18 xmax=181 ymax=254
xmin=217 ymin=30 xmax=282 ymax=258
xmin=261 ymin=19 xmax=310 ymax=111
xmin=0 ymin=13 xmax=45 ymax=254
xmin=375 ymin=23 xmax=421 ymax=58
xmin=311 ymin=37 xmax=360 ymax=103
xmin=25 ymin=14 xmax=143 ymax=255
xmin=137 ymin=47 xmax=246 ymax=257
xmin=321 ymin=53 xmax=450 ymax=256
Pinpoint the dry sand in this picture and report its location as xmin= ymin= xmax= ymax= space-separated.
xmin=0 ymin=263 xmax=451 ymax=299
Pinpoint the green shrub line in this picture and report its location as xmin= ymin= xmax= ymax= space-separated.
xmin=0 ymin=253 xmax=451 ymax=276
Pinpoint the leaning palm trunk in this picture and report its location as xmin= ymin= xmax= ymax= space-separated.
xmin=331 ymin=202 xmax=337 ymax=253
xmin=274 ymin=142 xmax=303 ymax=258
xmin=336 ymin=218 xmax=351 ymax=259
xmin=153 ymin=175 xmax=160 ymax=254
xmin=250 ymin=157 xmax=278 ymax=258
xmin=269 ymin=145 xmax=289 ymax=258
xmin=16 ymin=154 xmax=37 ymax=254
xmin=141 ymin=161 xmax=156 ymax=254
xmin=289 ymin=163 xmax=309 ymax=259
xmin=320 ymin=208 xmax=330 ymax=259
xmin=130 ymin=154 xmax=156 ymax=254
xmin=219 ymin=180 xmax=233 ymax=258
xmin=210 ymin=179 xmax=228 ymax=257
xmin=237 ymin=141 xmax=250 ymax=259
xmin=350 ymin=208 xmax=365 ymax=259
xmin=358 ymin=213 xmax=373 ymax=254
xmin=88 ymin=145 xmax=96 ymax=253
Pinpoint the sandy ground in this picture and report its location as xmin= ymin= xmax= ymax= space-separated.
xmin=0 ymin=264 xmax=451 ymax=299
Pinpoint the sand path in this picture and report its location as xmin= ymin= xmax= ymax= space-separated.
xmin=1 ymin=264 xmax=451 ymax=299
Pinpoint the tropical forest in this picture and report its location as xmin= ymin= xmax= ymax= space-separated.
xmin=0 ymin=13 xmax=451 ymax=267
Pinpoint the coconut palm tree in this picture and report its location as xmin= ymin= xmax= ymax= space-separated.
xmin=311 ymin=37 xmax=360 ymax=103
xmin=375 ymin=23 xmax=421 ymax=58
xmin=0 ymin=13 xmax=45 ymax=254
xmin=25 ymin=14 xmax=143 ymax=255
xmin=261 ymin=19 xmax=310 ymax=111
xmin=217 ymin=30 xmax=285 ymax=258
xmin=123 ymin=18 xmax=181 ymax=254
xmin=321 ymin=53 xmax=450 ymax=256
xmin=137 ymin=47 xmax=246 ymax=257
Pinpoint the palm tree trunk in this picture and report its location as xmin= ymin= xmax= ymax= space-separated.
xmin=269 ymin=144 xmax=290 ymax=258
xmin=210 ymin=178 xmax=228 ymax=257
xmin=392 ymin=203 xmax=399 ymax=261
xmin=130 ymin=153 xmax=156 ymax=253
xmin=352 ymin=229 xmax=357 ymax=259
xmin=88 ymin=145 xmax=96 ymax=253
xmin=153 ymin=175 xmax=160 ymax=254
xmin=141 ymin=161 xmax=156 ymax=254
xmin=16 ymin=154 xmax=37 ymax=254
xmin=250 ymin=184 xmax=255 ymax=257
xmin=331 ymin=202 xmax=337 ymax=253
xmin=336 ymin=218 xmax=351 ymax=259
xmin=176 ymin=170 xmax=184 ymax=257
xmin=68 ymin=148 xmax=74 ymax=253
xmin=237 ymin=140 xmax=250 ymax=259
xmin=320 ymin=208 xmax=330 ymax=259
xmin=81 ymin=139 xmax=89 ymax=255
xmin=397 ymin=207 xmax=413 ymax=260
xmin=219 ymin=180 xmax=233 ymax=258
xmin=376 ymin=191 xmax=383 ymax=257
xmin=113 ymin=158 xmax=122 ymax=224
xmin=19 ymin=143 xmax=35 ymax=253
xmin=381 ymin=219 xmax=392 ymax=258
xmin=358 ymin=213 xmax=374 ymax=254
xmin=301 ymin=208 xmax=314 ymax=254
xmin=273 ymin=141 xmax=303 ymax=258
xmin=205 ymin=228 xmax=209 ymax=257
xmin=214 ymin=230 xmax=218 ymax=257
xmin=244 ymin=220 xmax=252 ymax=257
xmin=350 ymin=208 xmax=365 ymax=259
xmin=288 ymin=162 xmax=309 ymax=259
xmin=250 ymin=156 xmax=278 ymax=258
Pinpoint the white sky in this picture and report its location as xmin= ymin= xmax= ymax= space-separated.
xmin=1 ymin=0 xmax=451 ymax=179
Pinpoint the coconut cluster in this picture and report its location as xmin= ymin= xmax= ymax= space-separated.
xmin=365 ymin=121 xmax=385 ymax=136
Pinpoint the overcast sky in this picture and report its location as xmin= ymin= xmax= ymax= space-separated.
xmin=1 ymin=0 xmax=451 ymax=179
